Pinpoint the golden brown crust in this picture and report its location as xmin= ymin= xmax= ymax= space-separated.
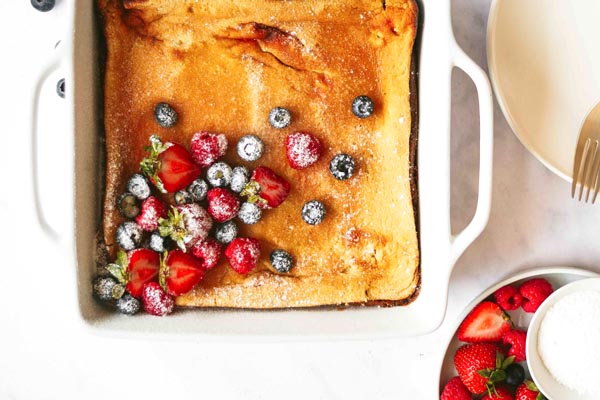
xmin=99 ymin=0 xmax=419 ymax=308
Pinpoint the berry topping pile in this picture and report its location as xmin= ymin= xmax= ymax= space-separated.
xmin=442 ymin=278 xmax=554 ymax=399
xmin=97 ymin=96 xmax=369 ymax=316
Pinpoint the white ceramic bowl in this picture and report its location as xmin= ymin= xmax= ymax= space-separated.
xmin=488 ymin=0 xmax=600 ymax=181
xmin=526 ymin=277 xmax=600 ymax=400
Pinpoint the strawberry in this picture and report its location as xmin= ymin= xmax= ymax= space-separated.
xmin=225 ymin=237 xmax=261 ymax=274
xmin=135 ymin=196 xmax=167 ymax=231
xmin=191 ymin=238 xmax=222 ymax=270
xmin=454 ymin=343 xmax=513 ymax=395
xmin=285 ymin=132 xmax=322 ymax=169
xmin=441 ymin=377 xmax=472 ymax=400
xmin=159 ymin=249 xmax=204 ymax=296
xmin=502 ymin=329 xmax=527 ymax=362
xmin=142 ymin=281 xmax=174 ymax=316
xmin=458 ymin=301 xmax=511 ymax=343
xmin=494 ymin=285 xmax=523 ymax=311
xmin=519 ymin=278 xmax=553 ymax=313
xmin=482 ymin=387 xmax=514 ymax=400
xmin=190 ymin=131 xmax=228 ymax=168
xmin=207 ymin=188 xmax=240 ymax=222
xmin=106 ymin=249 xmax=160 ymax=299
xmin=241 ymin=166 xmax=290 ymax=209
xmin=515 ymin=381 xmax=545 ymax=400
xmin=140 ymin=135 xmax=200 ymax=193
xmin=158 ymin=204 xmax=213 ymax=250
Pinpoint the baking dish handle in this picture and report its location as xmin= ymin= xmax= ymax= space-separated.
xmin=30 ymin=42 xmax=66 ymax=242
xmin=450 ymin=44 xmax=494 ymax=264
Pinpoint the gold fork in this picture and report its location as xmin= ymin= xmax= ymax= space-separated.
xmin=571 ymin=102 xmax=600 ymax=203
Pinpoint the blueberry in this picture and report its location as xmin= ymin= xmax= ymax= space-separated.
xmin=270 ymin=250 xmax=294 ymax=273
xmin=214 ymin=220 xmax=238 ymax=244
xmin=236 ymin=135 xmax=264 ymax=162
xmin=116 ymin=221 xmax=143 ymax=251
xmin=117 ymin=193 xmax=140 ymax=219
xmin=187 ymin=178 xmax=208 ymax=202
xmin=302 ymin=200 xmax=326 ymax=225
xmin=505 ymin=363 xmax=525 ymax=387
xmin=238 ymin=202 xmax=262 ymax=225
xmin=31 ymin=0 xmax=55 ymax=12
xmin=93 ymin=276 xmax=118 ymax=302
xmin=207 ymin=162 xmax=233 ymax=187
xmin=148 ymin=231 xmax=170 ymax=252
xmin=56 ymin=78 xmax=65 ymax=98
xmin=268 ymin=107 xmax=292 ymax=129
xmin=154 ymin=102 xmax=178 ymax=128
xmin=329 ymin=154 xmax=356 ymax=180
xmin=230 ymin=166 xmax=250 ymax=193
xmin=127 ymin=174 xmax=151 ymax=200
xmin=352 ymin=95 xmax=374 ymax=119
xmin=174 ymin=190 xmax=192 ymax=205
xmin=116 ymin=293 xmax=141 ymax=315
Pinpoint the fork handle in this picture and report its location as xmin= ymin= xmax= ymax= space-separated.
xmin=450 ymin=43 xmax=494 ymax=264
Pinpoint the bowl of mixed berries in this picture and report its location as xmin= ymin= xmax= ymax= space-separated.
xmin=438 ymin=268 xmax=597 ymax=400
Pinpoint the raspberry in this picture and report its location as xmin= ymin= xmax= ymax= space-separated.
xmin=190 ymin=131 xmax=227 ymax=168
xmin=494 ymin=285 xmax=523 ymax=311
xmin=225 ymin=237 xmax=261 ymax=274
xmin=502 ymin=329 xmax=527 ymax=362
xmin=440 ymin=377 xmax=471 ymax=400
xmin=482 ymin=386 xmax=514 ymax=400
xmin=142 ymin=282 xmax=174 ymax=316
xmin=207 ymin=188 xmax=240 ymax=222
xmin=285 ymin=132 xmax=322 ymax=169
xmin=191 ymin=238 xmax=223 ymax=270
xmin=136 ymin=196 xmax=167 ymax=231
xmin=519 ymin=278 xmax=553 ymax=313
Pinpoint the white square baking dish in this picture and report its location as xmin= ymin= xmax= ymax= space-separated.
xmin=31 ymin=0 xmax=494 ymax=339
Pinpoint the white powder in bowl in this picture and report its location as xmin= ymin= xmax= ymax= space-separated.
xmin=538 ymin=290 xmax=600 ymax=396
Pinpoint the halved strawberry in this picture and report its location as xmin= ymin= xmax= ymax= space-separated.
xmin=458 ymin=301 xmax=511 ymax=343
xmin=159 ymin=249 xmax=205 ymax=296
xmin=125 ymin=249 xmax=160 ymax=298
xmin=140 ymin=135 xmax=200 ymax=193
xmin=241 ymin=166 xmax=290 ymax=209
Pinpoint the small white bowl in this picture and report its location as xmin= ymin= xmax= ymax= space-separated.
xmin=526 ymin=278 xmax=600 ymax=400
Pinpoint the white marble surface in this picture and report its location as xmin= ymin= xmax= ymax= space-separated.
xmin=2 ymin=0 xmax=600 ymax=399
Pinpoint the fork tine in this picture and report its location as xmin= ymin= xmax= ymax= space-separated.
xmin=592 ymin=158 xmax=600 ymax=203
xmin=574 ymin=138 xmax=592 ymax=199
xmin=585 ymin=141 xmax=600 ymax=202
xmin=578 ymin=139 xmax=593 ymax=201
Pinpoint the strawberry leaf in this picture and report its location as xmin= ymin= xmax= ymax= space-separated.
xmin=111 ymin=283 xmax=125 ymax=299
xmin=501 ymin=355 xmax=515 ymax=370
xmin=158 ymin=251 xmax=169 ymax=293
xmin=140 ymin=135 xmax=169 ymax=193
xmin=105 ymin=250 xmax=129 ymax=285
xmin=240 ymin=181 xmax=268 ymax=207
xmin=158 ymin=207 xmax=188 ymax=251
